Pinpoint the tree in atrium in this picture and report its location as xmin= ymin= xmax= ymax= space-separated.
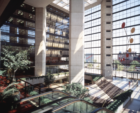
xmin=128 ymin=60 xmax=140 ymax=72
xmin=1 ymin=46 xmax=32 ymax=81
xmin=114 ymin=60 xmax=121 ymax=68
xmin=63 ymin=83 xmax=92 ymax=103
xmin=114 ymin=60 xmax=124 ymax=71
xmin=130 ymin=60 xmax=140 ymax=67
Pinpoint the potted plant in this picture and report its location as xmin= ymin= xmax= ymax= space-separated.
xmin=0 ymin=83 xmax=20 ymax=111
xmin=44 ymin=71 xmax=55 ymax=91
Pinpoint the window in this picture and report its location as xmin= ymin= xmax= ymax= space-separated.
xmin=28 ymin=39 xmax=35 ymax=45
xmin=1 ymin=25 xmax=10 ymax=33
xmin=84 ymin=5 xmax=101 ymax=74
xmin=1 ymin=35 xmax=10 ymax=42
xmin=28 ymin=30 xmax=35 ymax=37
xmin=112 ymin=0 xmax=140 ymax=79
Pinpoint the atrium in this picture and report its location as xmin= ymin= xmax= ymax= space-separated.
xmin=0 ymin=0 xmax=140 ymax=113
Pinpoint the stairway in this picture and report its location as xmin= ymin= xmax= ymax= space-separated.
xmin=96 ymin=78 xmax=124 ymax=99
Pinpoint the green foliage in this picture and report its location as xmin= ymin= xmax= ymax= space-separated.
xmin=63 ymin=83 xmax=89 ymax=99
xmin=44 ymin=72 xmax=55 ymax=88
xmin=106 ymin=90 xmax=133 ymax=112
xmin=20 ymin=78 xmax=26 ymax=81
xmin=114 ymin=60 xmax=121 ymax=65
xmin=0 ymin=70 xmax=6 ymax=76
xmin=114 ymin=60 xmax=124 ymax=71
xmin=1 ymin=46 xmax=32 ymax=78
xmin=40 ymin=97 xmax=52 ymax=105
xmin=0 ymin=83 xmax=20 ymax=102
xmin=84 ymin=97 xmax=93 ymax=104
xmin=96 ymin=65 xmax=100 ymax=69
xmin=87 ymin=74 xmax=102 ymax=82
xmin=130 ymin=60 xmax=140 ymax=67
xmin=30 ymin=91 xmax=38 ymax=96
xmin=87 ymin=63 xmax=92 ymax=68
xmin=113 ymin=90 xmax=133 ymax=100
xmin=128 ymin=65 xmax=135 ymax=72
xmin=127 ymin=61 xmax=140 ymax=72
xmin=3 ymin=68 xmax=14 ymax=78
xmin=93 ymin=59 xmax=97 ymax=63
xmin=117 ymin=65 xmax=124 ymax=71
xmin=92 ymin=75 xmax=102 ymax=82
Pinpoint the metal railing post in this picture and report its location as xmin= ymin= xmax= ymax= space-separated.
xmin=39 ymin=86 xmax=41 ymax=107
xmin=0 ymin=29 xmax=1 ymax=69
xmin=25 ymin=82 xmax=26 ymax=98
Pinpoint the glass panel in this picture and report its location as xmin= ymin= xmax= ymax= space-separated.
xmin=84 ymin=5 xmax=101 ymax=75
xmin=112 ymin=0 xmax=140 ymax=79
xmin=54 ymin=101 xmax=96 ymax=113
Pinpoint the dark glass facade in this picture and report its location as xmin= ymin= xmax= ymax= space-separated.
xmin=0 ymin=3 xmax=35 ymax=75
xmin=46 ymin=5 xmax=69 ymax=73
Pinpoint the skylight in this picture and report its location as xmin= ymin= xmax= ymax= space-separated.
xmin=53 ymin=0 xmax=97 ymax=11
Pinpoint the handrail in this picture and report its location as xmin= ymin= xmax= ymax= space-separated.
xmin=18 ymin=72 xmax=69 ymax=79
xmin=17 ymin=78 xmax=40 ymax=99
xmin=91 ymin=108 xmax=114 ymax=113
xmin=0 ymin=40 xmax=35 ymax=46
xmin=24 ymin=96 xmax=76 ymax=113
xmin=16 ymin=89 xmax=70 ymax=104
xmin=91 ymin=108 xmax=103 ymax=113
xmin=18 ymin=78 xmax=35 ymax=87
xmin=53 ymin=99 xmax=113 ymax=113
xmin=13 ymin=89 xmax=113 ymax=113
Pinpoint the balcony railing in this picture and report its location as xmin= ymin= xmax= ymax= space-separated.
xmin=1 ymin=40 xmax=35 ymax=46
xmin=46 ymin=61 xmax=69 ymax=65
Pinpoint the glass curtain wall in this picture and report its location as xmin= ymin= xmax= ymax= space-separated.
xmin=0 ymin=3 xmax=35 ymax=73
xmin=0 ymin=4 xmax=35 ymax=46
xmin=46 ymin=5 xmax=69 ymax=73
xmin=84 ymin=5 xmax=101 ymax=75
xmin=112 ymin=0 xmax=140 ymax=79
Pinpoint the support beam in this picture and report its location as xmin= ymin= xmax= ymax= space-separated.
xmin=69 ymin=0 xmax=84 ymax=85
xmin=35 ymin=7 xmax=46 ymax=76
xmin=101 ymin=0 xmax=113 ymax=79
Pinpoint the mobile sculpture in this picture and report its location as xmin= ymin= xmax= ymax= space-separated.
xmin=121 ymin=22 xmax=135 ymax=61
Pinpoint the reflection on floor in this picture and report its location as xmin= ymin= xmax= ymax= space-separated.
xmin=123 ymin=99 xmax=140 ymax=113
xmin=113 ymin=77 xmax=140 ymax=100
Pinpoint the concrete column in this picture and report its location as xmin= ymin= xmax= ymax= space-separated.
xmin=69 ymin=0 xmax=84 ymax=85
xmin=35 ymin=7 xmax=46 ymax=76
xmin=101 ymin=0 xmax=113 ymax=79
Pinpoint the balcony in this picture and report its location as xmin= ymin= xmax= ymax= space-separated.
xmin=46 ymin=61 xmax=69 ymax=65
xmin=1 ymin=40 xmax=35 ymax=47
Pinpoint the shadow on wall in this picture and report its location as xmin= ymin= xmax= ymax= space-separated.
xmin=35 ymin=40 xmax=46 ymax=76
xmin=69 ymin=31 xmax=84 ymax=84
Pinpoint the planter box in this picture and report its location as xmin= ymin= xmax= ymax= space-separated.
xmin=115 ymin=96 xmax=131 ymax=113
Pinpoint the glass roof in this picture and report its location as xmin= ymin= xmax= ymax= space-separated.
xmin=53 ymin=0 xmax=96 ymax=11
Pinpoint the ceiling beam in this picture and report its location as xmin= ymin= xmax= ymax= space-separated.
xmin=24 ymin=0 xmax=54 ymax=7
